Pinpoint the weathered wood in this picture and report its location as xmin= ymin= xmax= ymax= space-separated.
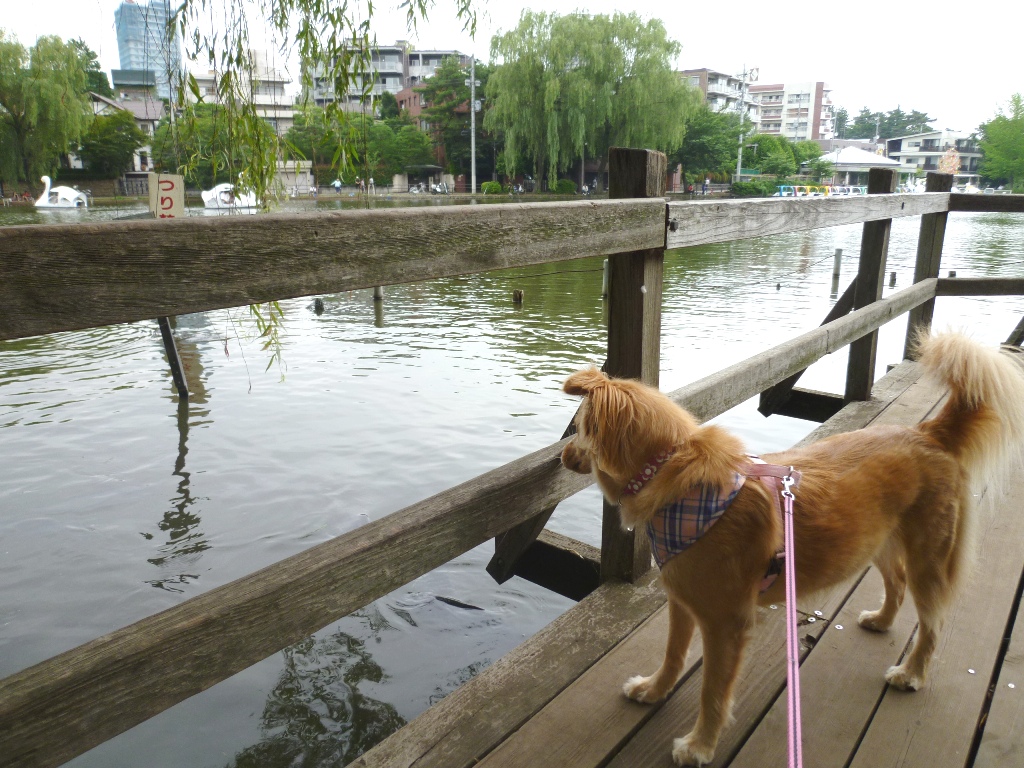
xmin=1006 ymin=317 xmax=1024 ymax=347
xmin=510 ymin=529 xmax=601 ymax=602
xmin=974 ymin=571 xmax=1024 ymax=766
xmin=664 ymin=193 xmax=949 ymax=251
xmin=668 ymin=279 xmax=936 ymax=424
xmin=948 ymin=193 xmax=1024 ymax=214
xmin=0 ymin=435 xmax=594 ymax=768
xmin=849 ymin=480 xmax=1024 ymax=768
xmin=351 ymin=571 xmax=667 ymax=768
xmin=757 ymin=277 xmax=857 ymax=416
xmin=904 ymin=172 xmax=954 ymax=359
xmin=0 ymin=199 xmax=665 ymax=342
xmin=602 ymin=147 xmax=667 ymax=583
xmin=761 ymin=387 xmax=845 ymax=423
xmin=156 ymin=316 xmax=189 ymax=398
xmin=845 ymin=167 xmax=898 ymax=402
xmin=935 ymin=277 xmax=1024 ymax=296
xmin=729 ymin=567 xmax=920 ymax=768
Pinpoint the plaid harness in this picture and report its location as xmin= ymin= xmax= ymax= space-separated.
xmin=624 ymin=451 xmax=797 ymax=591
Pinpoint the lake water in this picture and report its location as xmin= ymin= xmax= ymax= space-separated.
xmin=2 ymin=198 xmax=1022 ymax=767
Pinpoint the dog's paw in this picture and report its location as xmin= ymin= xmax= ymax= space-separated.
xmin=858 ymin=609 xmax=893 ymax=632
xmin=885 ymin=664 xmax=923 ymax=691
xmin=623 ymin=674 xmax=665 ymax=704
xmin=672 ymin=734 xmax=715 ymax=766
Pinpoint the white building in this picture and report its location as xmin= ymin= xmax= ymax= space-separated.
xmin=189 ymin=52 xmax=296 ymax=136
xmin=885 ymin=130 xmax=982 ymax=186
xmin=90 ymin=93 xmax=165 ymax=172
xmin=749 ymin=81 xmax=834 ymax=141
xmin=680 ymin=69 xmax=760 ymax=130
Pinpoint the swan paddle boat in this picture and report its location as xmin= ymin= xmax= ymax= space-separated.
xmin=201 ymin=183 xmax=259 ymax=210
xmin=34 ymin=176 xmax=88 ymax=208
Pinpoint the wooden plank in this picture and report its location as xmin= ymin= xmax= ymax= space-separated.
xmin=849 ymin=480 xmax=1024 ymax=768
xmin=729 ymin=567 xmax=919 ymax=768
xmin=936 ymin=277 xmax=1024 ymax=296
xmin=974 ymin=574 xmax=1024 ymax=765
xmin=601 ymin=147 xmax=667 ymax=583
xmin=763 ymin=387 xmax=845 ymax=423
xmin=665 ymin=193 xmax=949 ymax=251
xmin=758 ymin=277 xmax=858 ymax=417
xmin=510 ymin=530 xmax=601 ymax=602
xmin=904 ymin=172 xmax=954 ymax=359
xmin=351 ymin=571 xmax=667 ymax=768
xmin=667 ymin=279 xmax=936 ymax=424
xmin=0 ymin=434 xmax=596 ymax=768
xmin=948 ymin=193 xmax=1024 ymax=214
xmin=846 ymin=167 xmax=899 ymax=402
xmin=0 ymin=198 xmax=666 ymax=341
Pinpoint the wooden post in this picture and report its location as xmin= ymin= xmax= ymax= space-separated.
xmin=903 ymin=172 xmax=954 ymax=359
xmin=602 ymin=147 xmax=667 ymax=582
xmin=157 ymin=316 xmax=188 ymax=399
xmin=844 ymin=167 xmax=897 ymax=402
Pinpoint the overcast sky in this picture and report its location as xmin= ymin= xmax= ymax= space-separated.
xmin=2 ymin=0 xmax=1018 ymax=134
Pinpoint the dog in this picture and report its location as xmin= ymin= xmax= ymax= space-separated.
xmin=560 ymin=332 xmax=1024 ymax=766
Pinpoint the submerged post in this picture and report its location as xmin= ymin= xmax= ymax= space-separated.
xmin=602 ymin=147 xmax=667 ymax=582
xmin=845 ymin=168 xmax=897 ymax=402
xmin=904 ymin=172 xmax=954 ymax=358
xmin=157 ymin=316 xmax=188 ymax=399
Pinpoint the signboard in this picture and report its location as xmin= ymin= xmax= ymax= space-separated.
xmin=148 ymin=173 xmax=185 ymax=219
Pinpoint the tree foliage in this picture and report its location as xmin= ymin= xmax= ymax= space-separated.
xmin=78 ymin=109 xmax=148 ymax=177
xmin=833 ymin=106 xmax=849 ymax=139
xmin=70 ymin=38 xmax=113 ymax=97
xmin=844 ymin=106 xmax=934 ymax=140
xmin=979 ymin=94 xmax=1024 ymax=190
xmin=485 ymin=11 xmax=699 ymax=186
xmin=416 ymin=56 xmax=494 ymax=177
xmin=670 ymin=105 xmax=740 ymax=182
xmin=0 ymin=31 xmax=92 ymax=190
xmin=748 ymin=134 xmax=797 ymax=176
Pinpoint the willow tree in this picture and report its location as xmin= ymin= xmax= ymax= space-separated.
xmin=485 ymin=11 xmax=699 ymax=188
xmin=0 ymin=32 xmax=92 ymax=190
xmin=979 ymin=94 xmax=1024 ymax=191
xmin=168 ymin=1 xmax=476 ymax=202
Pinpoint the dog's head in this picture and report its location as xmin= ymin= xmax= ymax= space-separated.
xmin=560 ymin=368 xmax=699 ymax=485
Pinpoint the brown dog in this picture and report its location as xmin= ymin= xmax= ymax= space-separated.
xmin=560 ymin=332 xmax=1024 ymax=766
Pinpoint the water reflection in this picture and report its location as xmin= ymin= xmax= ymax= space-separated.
xmin=228 ymin=632 xmax=405 ymax=768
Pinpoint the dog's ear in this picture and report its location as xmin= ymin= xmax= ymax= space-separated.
xmin=563 ymin=367 xmax=607 ymax=397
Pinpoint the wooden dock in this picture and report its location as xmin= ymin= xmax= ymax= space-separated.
xmin=354 ymin=358 xmax=1024 ymax=768
xmin=2 ymin=153 xmax=1024 ymax=768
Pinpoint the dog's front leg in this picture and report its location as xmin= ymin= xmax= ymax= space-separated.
xmin=672 ymin=615 xmax=750 ymax=766
xmin=624 ymin=598 xmax=695 ymax=703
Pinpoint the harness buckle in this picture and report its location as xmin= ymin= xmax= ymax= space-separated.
xmin=781 ymin=467 xmax=796 ymax=500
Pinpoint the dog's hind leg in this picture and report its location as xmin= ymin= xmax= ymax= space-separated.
xmin=672 ymin=609 xmax=752 ymax=766
xmin=624 ymin=597 xmax=696 ymax=703
xmin=885 ymin=549 xmax=953 ymax=690
xmin=859 ymin=542 xmax=907 ymax=632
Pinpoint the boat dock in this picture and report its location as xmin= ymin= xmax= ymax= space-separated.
xmin=2 ymin=150 xmax=1024 ymax=767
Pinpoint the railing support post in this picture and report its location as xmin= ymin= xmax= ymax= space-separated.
xmin=844 ymin=168 xmax=898 ymax=402
xmin=904 ymin=172 xmax=954 ymax=358
xmin=601 ymin=147 xmax=667 ymax=582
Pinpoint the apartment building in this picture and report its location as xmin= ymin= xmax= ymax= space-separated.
xmin=189 ymin=52 xmax=296 ymax=136
xmin=749 ymin=82 xmax=834 ymax=141
xmin=885 ymin=130 xmax=982 ymax=183
xmin=114 ymin=0 xmax=183 ymax=100
xmin=307 ymin=42 xmax=469 ymax=111
xmin=680 ymin=68 xmax=760 ymax=130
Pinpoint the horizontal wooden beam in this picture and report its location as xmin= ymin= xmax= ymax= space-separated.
xmin=0 ymin=199 xmax=665 ymax=341
xmin=669 ymin=278 xmax=937 ymax=421
xmin=665 ymin=193 xmax=949 ymax=250
xmin=764 ymin=387 xmax=846 ymax=423
xmin=510 ymin=530 xmax=601 ymax=602
xmin=936 ymin=277 xmax=1024 ymax=296
xmin=947 ymin=193 xmax=1024 ymax=214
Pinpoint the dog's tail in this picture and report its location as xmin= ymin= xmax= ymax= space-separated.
xmin=915 ymin=331 xmax=1024 ymax=496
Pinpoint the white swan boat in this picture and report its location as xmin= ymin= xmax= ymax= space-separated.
xmin=201 ymin=182 xmax=258 ymax=210
xmin=34 ymin=176 xmax=88 ymax=208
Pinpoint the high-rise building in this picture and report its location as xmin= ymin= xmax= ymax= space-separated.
xmin=114 ymin=0 xmax=183 ymax=100
xmin=748 ymin=82 xmax=834 ymax=141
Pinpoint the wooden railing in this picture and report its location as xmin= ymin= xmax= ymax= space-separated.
xmin=2 ymin=152 xmax=1023 ymax=768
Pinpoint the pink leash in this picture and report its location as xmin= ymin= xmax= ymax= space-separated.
xmin=781 ymin=471 xmax=803 ymax=768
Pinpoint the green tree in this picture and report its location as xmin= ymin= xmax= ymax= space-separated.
xmin=671 ymin=105 xmax=740 ymax=183
xmin=979 ymin=94 xmax=1024 ymax=191
xmin=792 ymin=140 xmax=822 ymax=166
xmin=844 ymin=105 xmax=934 ymax=140
xmin=377 ymin=91 xmax=400 ymax=120
xmin=749 ymin=134 xmax=797 ymax=176
xmin=78 ymin=109 xmax=147 ymax=177
xmin=833 ymin=106 xmax=849 ymax=138
xmin=70 ymin=38 xmax=113 ymax=97
xmin=486 ymin=11 xmax=699 ymax=187
xmin=0 ymin=31 xmax=92 ymax=190
xmin=806 ymin=157 xmax=835 ymax=183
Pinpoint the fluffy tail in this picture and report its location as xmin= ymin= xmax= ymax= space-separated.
xmin=915 ymin=331 xmax=1024 ymax=496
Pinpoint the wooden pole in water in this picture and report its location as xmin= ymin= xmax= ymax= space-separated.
xmin=157 ymin=316 xmax=188 ymax=399
xmin=373 ymin=285 xmax=384 ymax=302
